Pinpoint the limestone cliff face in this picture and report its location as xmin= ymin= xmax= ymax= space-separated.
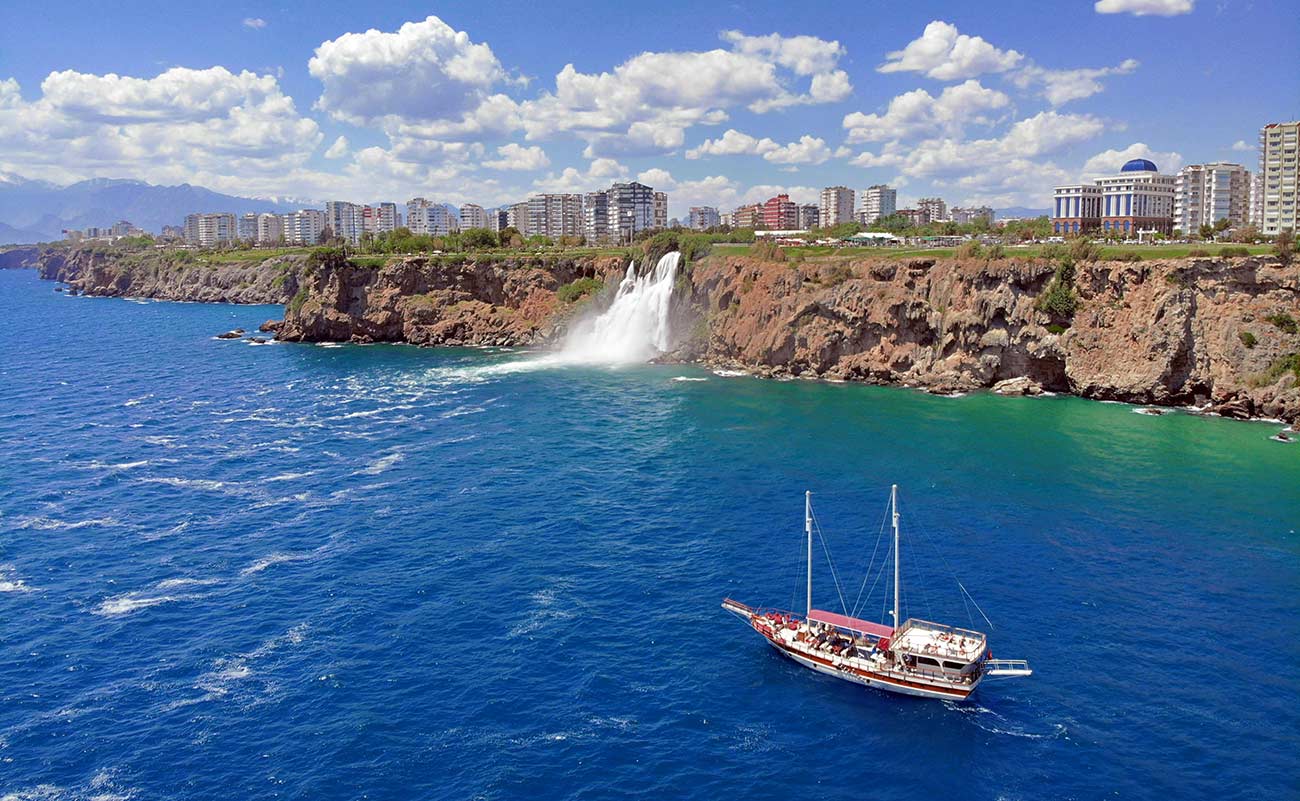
xmin=36 ymin=247 xmax=296 ymax=304
xmin=276 ymin=254 xmax=628 ymax=346
xmin=0 ymin=245 xmax=42 ymax=269
xmin=685 ymin=255 xmax=1299 ymax=422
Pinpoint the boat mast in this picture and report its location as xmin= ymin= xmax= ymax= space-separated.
xmin=805 ymin=490 xmax=813 ymax=619
xmin=891 ymin=484 xmax=901 ymax=631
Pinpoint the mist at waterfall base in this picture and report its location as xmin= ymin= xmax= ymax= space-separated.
xmin=2 ymin=267 xmax=1298 ymax=800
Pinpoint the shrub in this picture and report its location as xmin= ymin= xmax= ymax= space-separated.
xmin=1037 ymin=261 xmax=1078 ymax=319
xmin=1260 ymin=353 xmax=1300 ymax=384
xmin=1111 ymin=251 xmax=1144 ymax=262
xmin=1047 ymin=323 xmax=1068 ymax=335
xmin=1219 ymin=246 xmax=1250 ymax=258
xmin=288 ymin=286 xmax=309 ymax=315
xmin=823 ymin=263 xmax=856 ymax=286
xmin=954 ymin=241 xmax=985 ymax=259
xmin=1187 ymin=248 xmax=1211 ymax=257
xmin=1239 ymin=331 xmax=1257 ymax=348
xmin=1068 ymin=237 xmax=1102 ymax=263
xmin=986 ymin=244 xmax=1005 ymax=260
xmin=1274 ymin=228 xmax=1295 ymax=266
xmin=751 ymin=239 xmax=786 ymax=262
xmin=1265 ymin=313 xmax=1298 ymax=335
xmin=556 ymin=277 xmax=604 ymax=304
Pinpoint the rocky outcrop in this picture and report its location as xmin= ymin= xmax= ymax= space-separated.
xmin=0 ymin=245 xmax=42 ymax=269
xmin=36 ymin=247 xmax=296 ymax=304
xmin=276 ymin=253 xmax=627 ymax=346
xmin=685 ymin=255 xmax=1299 ymax=423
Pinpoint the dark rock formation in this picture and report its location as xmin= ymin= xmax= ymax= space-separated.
xmin=36 ymin=247 xmax=296 ymax=304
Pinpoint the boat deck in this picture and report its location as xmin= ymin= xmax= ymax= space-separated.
xmin=891 ymin=619 xmax=986 ymax=664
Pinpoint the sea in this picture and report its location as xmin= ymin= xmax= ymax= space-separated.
xmin=0 ymin=266 xmax=1297 ymax=800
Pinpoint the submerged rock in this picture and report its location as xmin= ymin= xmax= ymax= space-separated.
xmin=216 ymin=330 xmax=242 ymax=339
xmin=992 ymin=377 xmax=1044 ymax=396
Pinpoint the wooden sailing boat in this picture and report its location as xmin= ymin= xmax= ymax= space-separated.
xmin=722 ymin=485 xmax=1031 ymax=700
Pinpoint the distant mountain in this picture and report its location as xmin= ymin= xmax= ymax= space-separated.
xmin=0 ymin=220 xmax=56 ymax=246
xmin=0 ymin=175 xmax=303 ymax=242
xmin=995 ymin=207 xmax=1050 ymax=220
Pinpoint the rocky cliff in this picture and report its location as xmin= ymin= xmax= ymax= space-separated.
xmin=276 ymin=252 xmax=628 ymax=346
xmin=685 ymin=254 xmax=1299 ymax=422
xmin=36 ymin=247 xmax=296 ymax=304
xmin=0 ymin=245 xmax=42 ymax=269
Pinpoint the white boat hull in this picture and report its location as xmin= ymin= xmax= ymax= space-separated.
xmin=764 ymin=632 xmax=975 ymax=701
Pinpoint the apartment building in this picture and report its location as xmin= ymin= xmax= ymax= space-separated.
xmin=183 ymin=212 xmax=237 ymax=247
xmin=688 ymin=206 xmax=720 ymax=230
xmin=917 ymin=197 xmax=948 ymax=223
xmin=950 ymin=206 xmax=994 ymax=225
xmin=405 ymin=198 xmax=456 ymax=237
xmin=281 ymin=209 xmax=326 ymax=245
xmin=653 ymin=191 xmax=669 ymax=230
xmin=583 ymin=191 xmax=611 ymax=242
xmin=860 ymin=185 xmax=897 ymax=224
xmin=460 ymin=204 xmax=488 ymax=231
xmin=1174 ymin=162 xmax=1250 ymax=234
xmin=1258 ymin=121 xmax=1299 ymax=235
xmin=731 ymin=203 xmax=763 ymax=229
xmin=527 ymin=194 xmax=584 ymax=239
xmin=798 ymin=204 xmax=819 ymax=230
xmin=238 ymin=213 xmax=258 ymax=242
xmin=506 ymin=202 xmax=529 ymax=234
xmin=819 ymin=186 xmax=855 ymax=227
xmin=326 ymin=201 xmax=365 ymax=244
xmin=256 ymin=212 xmax=283 ymax=244
xmin=610 ymin=181 xmax=656 ymax=240
xmin=761 ymin=194 xmax=799 ymax=230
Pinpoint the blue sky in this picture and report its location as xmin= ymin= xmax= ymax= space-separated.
xmin=1 ymin=0 xmax=1297 ymax=216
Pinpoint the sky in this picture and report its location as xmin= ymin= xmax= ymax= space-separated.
xmin=1 ymin=0 xmax=1297 ymax=218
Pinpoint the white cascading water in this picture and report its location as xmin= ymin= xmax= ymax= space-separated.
xmin=557 ymin=251 xmax=681 ymax=365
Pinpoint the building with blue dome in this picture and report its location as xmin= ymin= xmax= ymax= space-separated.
xmin=1052 ymin=157 xmax=1175 ymax=237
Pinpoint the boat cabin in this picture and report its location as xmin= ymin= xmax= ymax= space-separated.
xmin=890 ymin=618 xmax=987 ymax=675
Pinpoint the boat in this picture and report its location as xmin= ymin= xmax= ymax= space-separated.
xmin=722 ymin=485 xmax=1032 ymax=700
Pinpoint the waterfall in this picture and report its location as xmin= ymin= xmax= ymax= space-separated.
xmin=557 ymin=251 xmax=681 ymax=365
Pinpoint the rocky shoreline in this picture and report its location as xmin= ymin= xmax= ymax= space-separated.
xmin=28 ymin=244 xmax=1300 ymax=423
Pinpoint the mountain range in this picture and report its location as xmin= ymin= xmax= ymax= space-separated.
xmin=0 ymin=173 xmax=303 ymax=244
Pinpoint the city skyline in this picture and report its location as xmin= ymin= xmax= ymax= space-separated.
xmin=1 ymin=1 xmax=1297 ymax=219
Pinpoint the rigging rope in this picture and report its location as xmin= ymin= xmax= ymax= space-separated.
xmin=809 ymin=502 xmax=850 ymax=618
xmin=850 ymin=495 xmax=891 ymax=618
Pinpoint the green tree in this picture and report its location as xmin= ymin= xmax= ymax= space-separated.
xmin=1275 ymin=228 xmax=1295 ymax=266
xmin=461 ymin=227 xmax=498 ymax=249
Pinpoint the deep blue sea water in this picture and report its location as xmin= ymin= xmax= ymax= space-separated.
xmin=1 ymin=268 xmax=1297 ymax=800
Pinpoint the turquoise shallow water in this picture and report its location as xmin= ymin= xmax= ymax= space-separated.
xmin=0 ymin=268 xmax=1297 ymax=800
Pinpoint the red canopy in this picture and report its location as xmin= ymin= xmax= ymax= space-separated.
xmin=808 ymin=609 xmax=894 ymax=638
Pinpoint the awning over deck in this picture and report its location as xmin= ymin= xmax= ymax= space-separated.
xmin=808 ymin=609 xmax=894 ymax=638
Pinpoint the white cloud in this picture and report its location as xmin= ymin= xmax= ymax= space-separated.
xmin=686 ymin=129 xmax=779 ymax=159
xmin=324 ymin=135 xmax=349 ymax=159
xmin=843 ymin=80 xmax=1010 ymax=144
xmin=1011 ymin=59 xmax=1140 ymax=106
xmin=308 ymin=16 xmax=508 ymax=128
xmin=482 ymin=142 xmax=550 ymax=170
xmin=879 ymin=21 xmax=1023 ymax=81
xmin=1095 ymin=0 xmax=1194 ymax=16
xmin=531 ymin=159 xmax=629 ymax=193
xmin=0 ymin=67 xmax=322 ymax=192
xmin=242 ymin=17 xmax=267 ymax=29
xmin=1080 ymin=143 xmax=1183 ymax=180
xmin=762 ymin=135 xmax=843 ymax=165
xmin=1231 ymin=139 xmax=1253 ymax=152
xmin=720 ymin=31 xmax=844 ymax=75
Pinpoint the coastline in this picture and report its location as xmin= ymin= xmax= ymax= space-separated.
xmin=24 ymin=246 xmax=1300 ymax=425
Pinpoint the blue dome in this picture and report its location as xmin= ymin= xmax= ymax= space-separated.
xmin=1120 ymin=158 xmax=1158 ymax=173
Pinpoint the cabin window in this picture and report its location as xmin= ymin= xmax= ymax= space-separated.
xmin=942 ymin=661 xmax=965 ymax=671
xmin=916 ymin=656 xmax=940 ymax=667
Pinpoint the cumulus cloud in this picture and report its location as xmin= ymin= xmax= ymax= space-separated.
xmin=0 ymin=66 xmax=322 ymax=191
xmin=762 ymin=135 xmax=845 ymax=165
xmin=308 ymin=16 xmax=508 ymax=128
xmin=1011 ymin=59 xmax=1140 ymax=106
xmin=482 ymin=142 xmax=550 ymax=170
xmin=843 ymin=80 xmax=1010 ymax=144
xmin=242 ymin=17 xmax=267 ymax=29
xmin=1095 ymin=0 xmax=1194 ymax=16
xmin=1080 ymin=143 xmax=1183 ymax=179
xmin=1231 ymin=139 xmax=1253 ymax=152
xmin=531 ymin=159 xmax=629 ymax=193
xmin=686 ymin=129 xmax=779 ymax=159
xmin=879 ymin=21 xmax=1023 ymax=80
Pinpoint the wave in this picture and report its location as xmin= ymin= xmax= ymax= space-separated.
xmin=712 ymin=369 xmax=750 ymax=377
xmin=946 ymin=702 xmax=1068 ymax=741
xmin=263 ymin=471 xmax=317 ymax=482
xmin=0 ymin=565 xmax=33 ymax=593
xmin=93 ymin=577 xmax=220 ymax=616
xmin=354 ymin=451 xmax=404 ymax=476
xmin=239 ymin=551 xmax=314 ymax=576
xmin=16 ymin=516 xmax=120 ymax=531
xmin=672 ymin=376 xmax=708 ymax=382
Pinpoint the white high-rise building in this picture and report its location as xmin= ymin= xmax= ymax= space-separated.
xmin=326 ymin=201 xmax=365 ymax=244
xmin=506 ymin=202 xmax=529 ymax=234
xmin=861 ymin=185 xmax=897 ymax=224
xmin=460 ymin=204 xmax=488 ymax=230
xmin=238 ymin=213 xmax=258 ymax=242
xmin=405 ymin=198 xmax=455 ymax=236
xmin=281 ymin=209 xmax=326 ymax=245
xmin=1258 ymin=121 xmax=1299 ymax=235
xmin=688 ymin=206 xmax=720 ymax=230
xmin=819 ymin=186 xmax=855 ymax=227
xmin=950 ymin=206 xmax=994 ymax=225
xmin=527 ymin=194 xmax=583 ymax=239
xmin=183 ymin=213 xmax=237 ymax=247
xmin=583 ymin=191 xmax=611 ymax=242
xmin=256 ymin=212 xmax=283 ymax=244
xmin=1174 ymin=163 xmax=1251 ymax=234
